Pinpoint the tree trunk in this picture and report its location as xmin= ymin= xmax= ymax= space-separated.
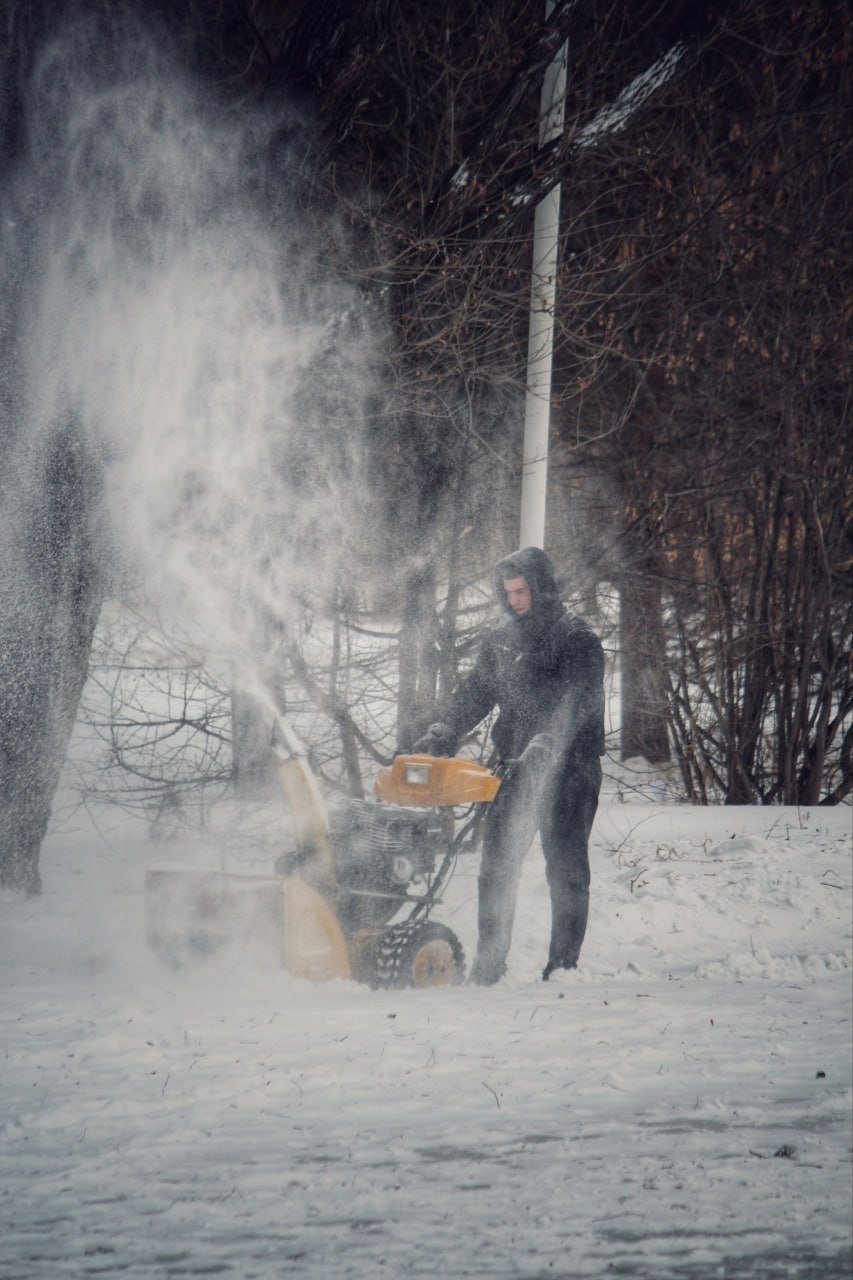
xmin=397 ymin=559 xmax=439 ymax=752
xmin=619 ymin=554 xmax=670 ymax=764
xmin=231 ymin=687 xmax=281 ymax=799
xmin=0 ymin=423 xmax=103 ymax=893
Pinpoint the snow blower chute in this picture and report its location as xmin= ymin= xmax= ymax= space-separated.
xmin=145 ymin=718 xmax=500 ymax=988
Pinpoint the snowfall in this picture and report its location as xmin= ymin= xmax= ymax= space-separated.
xmin=1 ymin=758 xmax=850 ymax=1280
xmin=2 ymin=15 xmax=849 ymax=1277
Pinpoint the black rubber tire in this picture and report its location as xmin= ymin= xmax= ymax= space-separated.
xmin=372 ymin=920 xmax=465 ymax=989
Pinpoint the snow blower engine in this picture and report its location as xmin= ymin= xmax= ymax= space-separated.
xmin=145 ymin=717 xmax=500 ymax=989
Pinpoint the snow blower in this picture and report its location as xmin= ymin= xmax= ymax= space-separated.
xmin=145 ymin=717 xmax=500 ymax=988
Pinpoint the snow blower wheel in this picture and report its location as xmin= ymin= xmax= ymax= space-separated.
xmin=372 ymin=920 xmax=465 ymax=989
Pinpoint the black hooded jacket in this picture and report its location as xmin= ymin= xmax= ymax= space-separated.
xmin=443 ymin=547 xmax=605 ymax=762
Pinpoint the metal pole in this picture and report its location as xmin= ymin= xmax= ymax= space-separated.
xmin=519 ymin=4 xmax=567 ymax=550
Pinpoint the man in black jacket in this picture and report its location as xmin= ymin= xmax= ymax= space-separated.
xmin=413 ymin=547 xmax=605 ymax=985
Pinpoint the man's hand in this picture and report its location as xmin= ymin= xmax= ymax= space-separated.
xmin=499 ymin=733 xmax=554 ymax=782
xmin=410 ymin=722 xmax=456 ymax=757
xmin=519 ymin=732 xmax=554 ymax=773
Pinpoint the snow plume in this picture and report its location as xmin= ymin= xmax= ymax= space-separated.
xmin=6 ymin=8 xmax=379 ymax=693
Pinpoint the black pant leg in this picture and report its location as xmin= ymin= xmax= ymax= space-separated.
xmin=540 ymin=755 xmax=602 ymax=973
xmin=470 ymin=766 xmax=542 ymax=983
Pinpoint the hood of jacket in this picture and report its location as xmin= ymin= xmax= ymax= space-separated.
xmin=493 ymin=546 xmax=564 ymax=623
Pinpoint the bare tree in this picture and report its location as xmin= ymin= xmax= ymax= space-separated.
xmin=553 ymin=0 xmax=851 ymax=801
xmin=0 ymin=1 xmax=112 ymax=890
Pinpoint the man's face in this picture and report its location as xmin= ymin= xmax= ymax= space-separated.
xmin=503 ymin=575 xmax=532 ymax=616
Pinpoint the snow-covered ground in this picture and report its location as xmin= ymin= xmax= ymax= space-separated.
xmin=1 ymin=766 xmax=850 ymax=1279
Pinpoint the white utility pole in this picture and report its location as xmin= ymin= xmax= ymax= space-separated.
xmin=519 ymin=4 xmax=567 ymax=550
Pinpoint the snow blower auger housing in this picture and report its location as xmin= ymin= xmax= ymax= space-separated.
xmin=144 ymin=721 xmax=500 ymax=990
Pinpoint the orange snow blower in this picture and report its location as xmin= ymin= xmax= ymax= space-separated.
xmin=145 ymin=718 xmax=500 ymax=988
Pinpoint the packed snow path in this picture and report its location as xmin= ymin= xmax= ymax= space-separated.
xmin=1 ymin=789 xmax=850 ymax=1279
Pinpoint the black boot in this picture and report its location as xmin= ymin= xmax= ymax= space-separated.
xmin=542 ymin=887 xmax=588 ymax=980
xmin=468 ymin=954 xmax=506 ymax=986
xmin=541 ymin=955 xmax=577 ymax=981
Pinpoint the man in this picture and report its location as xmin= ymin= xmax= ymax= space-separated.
xmin=413 ymin=547 xmax=605 ymax=984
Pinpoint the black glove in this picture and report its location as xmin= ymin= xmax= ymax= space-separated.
xmin=411 ymin=722 xmax=457 ymax=757
xmin=499 ymin=733 xmax=554 ymax=782
xmin=519 ymin=732 xmax=554 ymax=774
